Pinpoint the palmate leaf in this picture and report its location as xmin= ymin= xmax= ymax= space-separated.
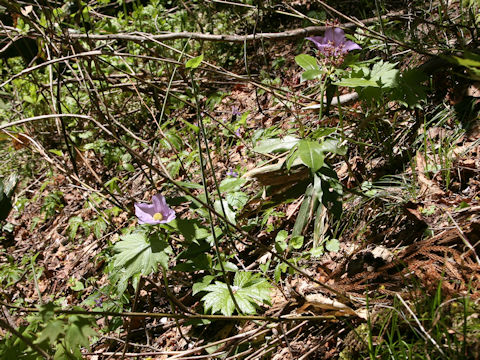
xmin=113 ymin=232 xmax=172 ymax=280
xmin=65 ymin=315 xmax=97 ymax=352
xmin=333 ymin=61 xmax=399 ymax=88
xmin=200 ymin=272 xmax=271 ymax=316
xmin=369 ymin=61 xmax=399 ymax=87
xmin=390 ymin=68 xmax=427 ymax=108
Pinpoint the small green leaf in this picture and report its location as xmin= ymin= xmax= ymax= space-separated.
xmin=275 ymin=230 xmax=288 ymax=253
xmin=310 ymin=246 xmax=324 ymax=257
xmin=274 ymin=262 xmax=288 ymax=282
xmin=36 ymin=320 xmax=64 ymax=345
xmin=285 ymin=147 xmax=299 ymax=171
xmin=319 ymin=138 xmax=347 ymax=156
xmin=49 ymin=149 xmax=64 ymax=157
xmin=275 ymin=230 xmax=288 ymax=243
xmin=193 ymin=275 xmax=216 ymax=295
xmin=301 ymin=69 xmax=323 ymax=81
xmin=67 ymin=216 xmax=83 ymax=240
xmin=175 ymin=181 xmax=204 ymax=189
xmin=298 ymin=140 xmax=325 ymax=172
xmin=292 ymin=183 xmax=314 ymax=237
xmin=295 ymin=54 xmax=319 ymax=71
xmin=289 ymin=235 xmax=304 ymax=250
xmin=450 ymin=51 xmax=480 ymax=69
xmin=93 ymin=218 xmax=107 ymax=239
xmin=317 ymin=166 xmax=343 ymax=220
xmin=70 ymin=279 xmax=84 ymax=291
xmin=214 ymin=199 xmax=236 ymax=225
xmin=214 ymin=261 xmax=238 ymax=272
xmin=312 ymin=128 xmax=337 ymax=138
xmin=369 ymin=61 xmax=399 ymax=87
xmin=253 ymin=136 xmax=299 ymax=154
xmin=219 ymin=178 xmax=247 ymax=193
xmin=185 ymin=54 xmax=204 ymax=69
xmin=226 ymin=191 xmax=248 ymax=210
xmin=123 ymin=163 xmax=135 ymax=172
xmin=65 ymin=315 xmax=97 ymax=352
xmin=455 ymin=201 xmax=469 ymax=211
xmin=333 ymin=77 xmax=379 ymax=87
xmin=325 ymin=238 xmax=340 ymax=252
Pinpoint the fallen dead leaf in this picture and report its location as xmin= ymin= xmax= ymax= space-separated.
xmin=416 ymin=152 xmax=445 ymax=197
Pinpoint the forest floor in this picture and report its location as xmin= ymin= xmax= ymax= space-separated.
xmin=1 ymin=1 xmax=480 ymax=359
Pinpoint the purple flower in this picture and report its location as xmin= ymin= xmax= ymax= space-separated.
xmin=232 ymin=106 xmax=241 ymax=116
xmin=306 ymin=28 xmax=361 ymax=57
xmin=135 ymin=194 xmax=176 ymax=225
xmin=226 ymin=169 xmax=238 ymax=178
xmin=235 ymin=128 xmax=241 ymax=137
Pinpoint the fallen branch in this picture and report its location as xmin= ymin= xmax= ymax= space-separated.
xmin=3 ymin=303 xmax=335 ymax=322
xmin=0 ymin=13 xmax=401 ymax=44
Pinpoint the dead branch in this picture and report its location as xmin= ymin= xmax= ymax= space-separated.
xmin=0 ymin=13 xmax=401 ymax=44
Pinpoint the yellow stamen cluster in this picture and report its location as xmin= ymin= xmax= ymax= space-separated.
xmin=153 ymin=212 xmax=164 ymax=221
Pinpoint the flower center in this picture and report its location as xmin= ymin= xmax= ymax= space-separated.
xmin=153 ymin=212 xmax=164 ymax=221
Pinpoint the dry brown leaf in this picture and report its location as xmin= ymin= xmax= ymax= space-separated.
xmin=416 ymin=152 xmax=445 ymax=197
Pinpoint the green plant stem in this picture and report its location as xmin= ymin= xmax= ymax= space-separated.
xmin=122 ymin=275 xmax=144 ymax=357
xmin=336 ymin=93 xmax=345 ymax=142
xmin=375 ymin=0 xmax=390 ymax=56
xmin=319 ymin=80 xmax=325 ymax=121
xmin=161 ymin=266 xmax=186 ymax=340
xmin=31 ymin=255 xmax=42 ymax=305
xmin=190 ymin=71 xmax=243 ymax=315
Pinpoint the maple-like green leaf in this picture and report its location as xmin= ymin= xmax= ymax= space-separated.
xmin=200 ymin=272 xmax=271 ymax=316
xmin=35 ymin=320 xmax=64 ymax=345
xmin=113 ymin=232 xmax=172 ymax=280
xmin=390 ymin=68 xmax=427 ymax=108
xmin=334 ymin=61 xmax=399 ymax=89
xmin=65 ymin=315 xmax=97 ymax=352
xmin=201 ymin=282 xmax=236 ymax=316
xmin=369 ymin=61 xmax=399 ymax=87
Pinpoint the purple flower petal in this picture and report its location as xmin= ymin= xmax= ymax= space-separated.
xmin=331 ymin=28 xmax=346 ymax=45
xmin=135 ymin=203 xmax=156 ymax=224
xmin=152 ymin=193 xmax=166 ymax=210
xmin=135 ymin=194 xmax=176 ymax=224
xmin=344 ymin=40 xmax=362 ymax=51
xmin=306 ymin=28 xmax=361 ymax=57
xmin=162 ymin=207 xmax=176 ymax=223
xmin=226 ymin=169 xmax=238 ymax=177
xmin=306 ymin=36 xmax=327 ymax=49
xmin=232 ymin=106 xmax=241 ymax=116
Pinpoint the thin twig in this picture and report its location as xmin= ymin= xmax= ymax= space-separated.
xmin=396 ymin=294 xmax=446 ymax=358
xmin=444 ymin=210 xmax=480 ymax=264
xmin=1 ymin=302 xmax=336 ymax=322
